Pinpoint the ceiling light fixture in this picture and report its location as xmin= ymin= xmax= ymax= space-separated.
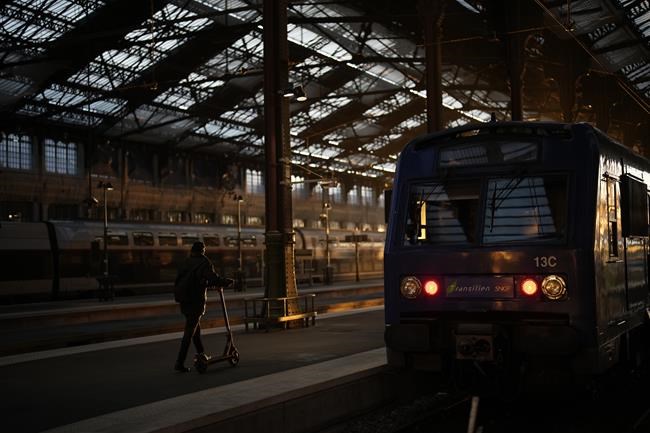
xmin=294 ymin=85 xmax=307 ymax=102
xmin=283 ymin=85 xmax=307 ymax=102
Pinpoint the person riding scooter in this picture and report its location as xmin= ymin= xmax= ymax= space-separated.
xmin=174 ymin=241 xmax=233 ymax=373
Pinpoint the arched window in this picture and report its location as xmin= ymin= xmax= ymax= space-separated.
xmin=44 ymin=138 xmax=77 ymax=175
xmin=330 ymin=184 xmax=343 ymax=203
xmin=291 ymin=175 xmax=305 ymax=198
xmin=0 ymin=133 xmax=32 ymax=170
xmin=245 ymin=169 xmax=264 ymax=194
xmin=347 ymin=186 xmax=359 ymax=205
xmin=361 ymin=186 xmax=374 ymax=206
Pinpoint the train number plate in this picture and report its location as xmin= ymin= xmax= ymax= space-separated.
xmin=444 ymin=276 xmax=514 ymax=298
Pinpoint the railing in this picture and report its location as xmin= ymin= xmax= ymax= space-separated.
xmin=244 ymin=294 xmax=316 ymax=331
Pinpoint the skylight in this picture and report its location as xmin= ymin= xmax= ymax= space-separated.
xmin=363 ymin=93 xmax=413 ymax=118
xmin=69 ymin=3 xmax=212 ymax=92
xmin=0 ymin=0 xmax=105 ymax=56
xmin=287 ymin=24 xmax=352 ymax=62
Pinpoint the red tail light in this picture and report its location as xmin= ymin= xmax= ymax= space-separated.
xmin=424 ymin=280 xmax=439 ymax=296
xmin=520 ymin=278 xmax=538 ymax=297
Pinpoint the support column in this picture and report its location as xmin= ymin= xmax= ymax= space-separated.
xmin=540 ymin=37 xmax=589 ymax=123
xmin=640 ymin=121 xmax=650 ymax=155
xmin=119 ymin=147 xmax=128 ymax=220
xmin=263 ymin=0 xmax=299 ymax=305
xmin=419 ymin=0 xmax=445 ymax=132
xmin=584 ymin=74 xmax=618 ymax=133
xmin=505 ymin=1 xmax=524 ymax=121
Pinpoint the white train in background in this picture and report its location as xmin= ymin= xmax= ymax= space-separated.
xmin=0 ymin=220 xmax=384 ymax=301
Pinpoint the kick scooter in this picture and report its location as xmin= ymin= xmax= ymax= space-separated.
xmin=194 ymin=286 xmax=240 ymax=373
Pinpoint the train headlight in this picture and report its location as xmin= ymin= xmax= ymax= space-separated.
xmin=520 ymin=278 xmax=538 ymax=297
xmin=541 ymin=275 xmax=567 ymax=300
xmin=400 ymin=276 xmax=422 ymax=299
xmin=423 ymin=279 xmax=439 ymax=296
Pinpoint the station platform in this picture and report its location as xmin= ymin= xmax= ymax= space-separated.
xmin=0 ymin=279 xmax=384 ymax=356
xmin=0 ymin=280 xmax=402 ymax=433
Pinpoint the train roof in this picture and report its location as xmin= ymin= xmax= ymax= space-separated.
xmin=404 ymin=121 xmax=578 ymax=151
xmin=399 ymin=121 xmax=649 ymax=165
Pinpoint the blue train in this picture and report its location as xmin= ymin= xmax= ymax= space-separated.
xmin=384 ymin=121 xmax=650 ymax=384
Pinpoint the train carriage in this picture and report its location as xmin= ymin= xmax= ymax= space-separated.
xmin=0 ymin=220 xmax=384 ymax=301
xmin=383 ymin=121 xmax=650 ymax=382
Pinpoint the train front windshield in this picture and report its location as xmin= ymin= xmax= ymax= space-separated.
xmin=404 ymin=175 xmax=568 ymax=246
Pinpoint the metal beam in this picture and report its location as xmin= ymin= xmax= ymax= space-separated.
xmin=4 ymin=0 xmax=171 ymax=112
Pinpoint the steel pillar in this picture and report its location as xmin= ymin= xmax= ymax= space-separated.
xmin=542 ymin=40 xmax=589 ymax=123
xmin=263 ymin=0 xmax=299 ymax=307
xmin=505 ymin=2 xmax=524 ymax=121
xmin=419 ymin=0 xmax=445 ymax=133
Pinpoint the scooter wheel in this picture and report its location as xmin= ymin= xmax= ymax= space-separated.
xmin=229 ymin=350 xmax=240 ymax=366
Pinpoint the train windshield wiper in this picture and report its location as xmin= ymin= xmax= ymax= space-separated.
xmin=488 ymin=176 xmax=524 ymax=232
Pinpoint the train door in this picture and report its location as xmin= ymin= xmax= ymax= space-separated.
xmin=620 ymin=174 xmax=649 ymax=312
xmin=596 ymin=174 xmax=627 ymax=329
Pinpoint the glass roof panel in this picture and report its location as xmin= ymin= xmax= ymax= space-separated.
xmin=0 ymin=0 xmax=106 ymax=56
xmin=362 ymin=113 xmax=426 ymax=152
xmin=17 ymin=102 xmax=48 ymax=117
xmin=0 ymin=77 xmax=32 ymax=96
xmin=153 ymin=74 xmax=225 ymax=110
xmin=287 ymin=24 xmax=352 ymax=62
xmin=363 ymin=63 xmax=414 ymax=88
xmin=220 ymin=92 xmax=263 ymax=125
xmin=447 ymin=118 xmax=471 ymax=128
xmin=292 ymin=55 xmax=334 ymax=79
xmin=363 ymin=92 xmax=413 ymax=118
xmin=200 ymin=31 xmax=264 ymax=77
xmin=442 ymin=92 xmax=463 ymax=110
xmin=373 ymin=162 xmax=396 ymax=173
xmin=307 ymin=96 xmax=352 ymax=120
xmin=69 ymin=3 xmax=212 ymax=92
xmin=49 ymin=110 xmax=104 ymax=126
xmin=194 ymin=0 xmax=260 ymax=22
xmin=344 ymin=153 xmax=379 ymax=167
xmin=32 ymin=83 xmax=126 ymax=119
xmin=289 ymin=112 xmax=312 ymax=134
xmin=295 ymin=143 xmax=342 ymax=160
xmin=197 ymin=119 xmax=252 ymax=139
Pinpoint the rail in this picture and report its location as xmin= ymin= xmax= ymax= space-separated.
xmin=244 ymin=293 xmax=317 ymax=331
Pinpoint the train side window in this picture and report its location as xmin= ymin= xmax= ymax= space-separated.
xmin=606 ymin=178 xmax=619 ymax=257
xmin=158 ymin=233 xmax=178 ymax=246
xmin=204 ymin=235 xmax=220 ymax=247
xmin=133 ymin=232 xmax=154 ymax=246
xmin=620 ymin=174 xmax=648 ymax=237
xmin=107 ymin=231 xmax=129 ymax=246
xmin=181 ymin=234 xmax=199 ymax=246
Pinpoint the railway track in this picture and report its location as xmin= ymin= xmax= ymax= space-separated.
xmin=322 ymin=362 xmax=650 ymax=433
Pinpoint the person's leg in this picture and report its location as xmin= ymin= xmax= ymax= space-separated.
xmin=175 ymin=313 xmax=201 ymax=371
xmin=192 ymin=317 xmax=205 ymax=354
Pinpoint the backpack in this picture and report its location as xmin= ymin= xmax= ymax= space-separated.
xmin=174 ymin=261 xmax=202 ymax=303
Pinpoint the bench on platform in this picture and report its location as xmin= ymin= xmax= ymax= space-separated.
xmin=244 ymin=293 xmax=316 ymax=331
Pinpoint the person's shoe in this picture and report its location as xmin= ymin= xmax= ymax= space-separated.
xmin=174 ymin=363 xmax=190 ymax=373
xmin=197 ymin=352 xmax=211 ymax=362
